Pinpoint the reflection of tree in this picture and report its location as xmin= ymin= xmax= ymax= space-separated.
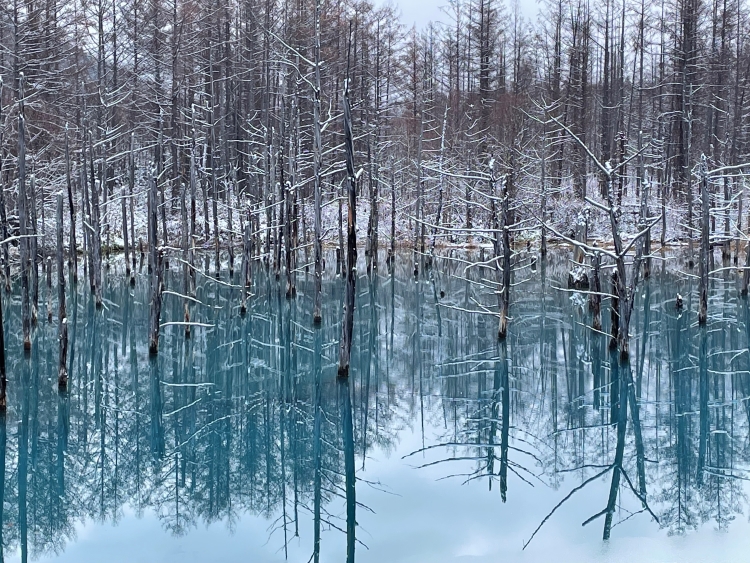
xmin=406 ymin=256 xmax=750 ymax=546
xmin=0 ymin=255 xmax=749 ymax=559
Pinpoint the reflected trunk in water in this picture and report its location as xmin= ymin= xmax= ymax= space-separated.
xmin=339 ymin=373 xmax=356 ymax=563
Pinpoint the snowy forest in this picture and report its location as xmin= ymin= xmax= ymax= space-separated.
xmin=3 ymin=0 xmax=750 ymax=560
xmin=1 ymin=0 xmax=749 ymax=341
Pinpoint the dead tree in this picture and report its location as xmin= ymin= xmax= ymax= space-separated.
xmin=499 ymin=170 xmax=512 ymax=339
xmin=338 ymin=82 xmax=357 ymax=377
xmin=590 ymin=251 xmax=602 ymax=331
xmin=389 ymin=161 xmax=395 ymax=267
xmin=0 ymin=260 xmax=5 ymax=409
xmin=0 ymin=78 xmax=10 ymax=291
xmin=122 ymin=183 xmax=130 ymax=278
xmin=18 ymin=75 xmax=31 ymax=351
xmin=148 ymin=175 xmax=164 ymax=354
xmin=64 ymin=125 xmax=78 ymax=284
xmin=30 ymin=174 xmax=39 ymax=325
xmin=241 ymin=219 xmax=251 ymax=315
xmin=429 ymin=107 xmax=449 ymax=267
xmin=181 ymin=182 xmax=190 ymax=338
xmin=698 ymin=155 xmax=709 ymax=324
xmin=57 ymin=193 xmax=68 ymax=388
xmin=128 ymin=133 xmax=137 ymax=283
xmin=312 ymin=0 xmax=324 ymax=325
xmin=549 ymin=114 xmax=659 ymax=361
xmin=88 ymin=132 xmax=103 ymax=308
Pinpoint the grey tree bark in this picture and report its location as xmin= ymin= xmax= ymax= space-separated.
xmin=338 ymin=83 xmax=357 ymax=377
xmin=57 ymin=193 xmax=68 ymax=388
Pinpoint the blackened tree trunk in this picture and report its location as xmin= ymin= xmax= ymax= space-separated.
xmin=312 ymin=0 xmax=324 ymax=325
xmin=590 ymin=251 xmax=602 ymax=331
xmin=498 ymin=167 xmax=512 ymax=340
xmin=610 ymin=270 xmax=619 ymax=350
xmin=88 ymin=132 xmax=103 ymax=308
xmin=57 ymin=193 xmax=68 ymax=388
xmin=540 ymin=116 xmax=548 ymax=258
xmin=241 ymin=220 xmax=251 ymax=315
xmin=0 ymin=264 xmax=5 ymax=409
xmin=0 ymin=78 xmax=10 ymax=291
xmin=129 ymin=133 xmax=137 ymax=281
xmin=181 ymin=182 xmax=190 ymax=338
xmin=64 ymin=125 xmax=78 ymax=284
xmin=18 ymin=77 xmax=31 ymax=351
xmin=122 ymin=183 xmax=130 ymax=278
xmin=338 ymin=84 xmax=357 ymax=377
xmin=698 ymin=155 xmax=709 ymax=324
xmin=30 ymin=174 xmax=39 ymax=326
xmin=148 ymin=176 xmax=163 ymax=354
xmin=389 ymin=162 xmax=396 ymax=267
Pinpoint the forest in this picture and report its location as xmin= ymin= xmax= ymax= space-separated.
xmin=0 ymin=0 xmax=748 ymax=343
xmin=1 ymin=0 xmax=750 ymax=560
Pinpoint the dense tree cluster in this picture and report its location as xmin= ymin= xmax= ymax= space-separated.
xmin=1 ymin=0 xmax=750 ymax=255
xmin=1 ymin=0 xmax=750 ymax=388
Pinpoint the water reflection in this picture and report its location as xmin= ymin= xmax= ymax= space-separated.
xmin=0 ymin=251 xmax=748 ymax=560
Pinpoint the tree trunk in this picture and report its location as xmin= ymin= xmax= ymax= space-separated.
xmin=88 ymin=132 xmax=103 ymax=308
xmin=30 ymin=174 xmax=39 ymax=326
xmin=122 ymin=183 xmax=130 ymax=278
xmin=57 ymin=193 xmax=68 ymax=388
xmin=312 ymin=0 xmax=324 ymax=325
xmin=18 ymin=80 xmax=31 ymax=351
xmin=129 ymin=133 xmax=137 ymax=281
xmin=498 ymin=169 xmax=512 ymax=340
xmin=338 ymin=84 xmax=357 ymax=377
xmin=0 ymin=77 xmax=8 ymax=292
xmin=148 ymin=176 xmax=163 ymax=354
xmin=64 ymin=125 xmax=78 ymax=284
xmin=181 ymin=182 xmax=190 ymax=338
xmin=698 ymin=155 xmax=709 ymax=324
xmin=0 ymin=257 xmax=6 ymax=409
xmin=590 ymin=251 xmax=602 ymax=331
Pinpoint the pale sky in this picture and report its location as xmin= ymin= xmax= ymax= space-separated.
xmin=384 ymin=0 xmax=540 ymax=31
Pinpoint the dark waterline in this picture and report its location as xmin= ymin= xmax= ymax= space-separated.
xmin=0 ymin=250 xmax=748 ymax=562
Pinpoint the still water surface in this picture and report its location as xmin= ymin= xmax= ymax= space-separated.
xmin=1 ymin=251 xmax=749 ymax=563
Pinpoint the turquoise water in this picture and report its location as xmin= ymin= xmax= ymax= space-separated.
xmin=1 ymin=251 xmax=749 ymax=563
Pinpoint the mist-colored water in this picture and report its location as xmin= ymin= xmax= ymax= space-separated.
xmin=1 ymin=250 xmax=748 ymax=563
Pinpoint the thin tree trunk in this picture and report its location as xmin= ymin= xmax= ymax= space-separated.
xmin=590 ymin=251 xmax=602 ymax=331
xmin=57 ymin=193 xmax=68 ymax=388
xmin=181 ymin=182 xmax=190 ymax=338
xmin=129 ymin=133 xmax=137 ymax=281
xmin=30 ymin=174 xmax=39 ymax=326
xmin=391 ymin=165 xmax=396 ymax=263
xmin=18 ymin=78 xmax=31 ymax=351
xmin=241 ymin=219 xmax=251 ymax=315
xmin=0 ymin=77 xmax=8 ymax=292
xmin=88 ymin=132 xmax=103 ymax=308
xmin=698 ymin=156 xmax=709 ymax=324
xmin=0 ymin=257 xmax=6 ymax=408
xmin=312 ymin=0 xmax=324 ymax=325
xmin=338 ymin=84 xmax=357 ymax=377
xmin=148 ymin=176 xmax=163 ymax=354
xmin=498 ymin=168 xmax=512 ymax=339
xmin=65 ymin=125 xmax=78 ymax=284
xmin=540 ymin=116 xmax=547 ymax=258
xmin=122 ymin=183 xmax=130 ymax=278
xmin=430 ymin=107 xmax=448 ymax=265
